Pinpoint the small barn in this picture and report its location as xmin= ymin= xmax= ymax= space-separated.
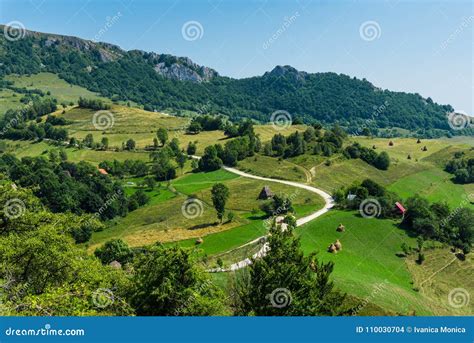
xmin=258 ymin=186 xmax=273 ymax=200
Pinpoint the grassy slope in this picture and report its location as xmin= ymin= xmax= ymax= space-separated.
xmin=406 ymin=248 xmax=474 ymax=315
xmin=5 ymin=72 xmax=109 ymax=105
xmin=89 ymin=169 xmax=325 ymax=251
xmin=297 ymin=210 xmax=430 ymax=314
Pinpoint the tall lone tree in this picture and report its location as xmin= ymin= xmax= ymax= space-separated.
xmin=156 ymin=128 xmax=168 ymax=146
xmin=231 ymin=217 xmax=346 ymax=316
xmin=211 ymin=183 xmax=230 ymax=223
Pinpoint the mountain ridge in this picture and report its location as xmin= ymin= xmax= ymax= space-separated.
xmin=1 ymin=25 xmax=468 ymax=137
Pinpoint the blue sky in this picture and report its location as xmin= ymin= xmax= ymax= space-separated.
xmin=1 ymin=0 xmax=472 ymax=113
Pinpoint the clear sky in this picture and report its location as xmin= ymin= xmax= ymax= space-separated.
xmin=1 ymin=0 xmax=472 ymax=113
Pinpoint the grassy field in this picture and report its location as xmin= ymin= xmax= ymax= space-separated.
xmin=388 ymin=168 xmax=474 ymax=209
xmin=5 ymin=73 xmax=109 ymax=105
xmin=297 ymin=210 xmax=430 ymax=314
xmin=88 ymin=169 xmax=326 ymax=252
xmin=238 ymin=154 xmax=309 ymax=182
xmin=406 ymin=248 xmax=473 ymax=315
xmin=0 ymin=88 xmax=23 ymax=115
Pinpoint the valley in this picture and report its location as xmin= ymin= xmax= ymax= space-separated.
xmin=0 ymin=30 xmax=472 ymax=318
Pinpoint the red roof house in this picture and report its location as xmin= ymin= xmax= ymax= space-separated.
xmin=98 ymin=168 xmax=109 ymax=175
xmin=395 ymin=202 xmax=406 ymax=214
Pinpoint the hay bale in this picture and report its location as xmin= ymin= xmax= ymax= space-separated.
xmin=109 ymin=260 xmax=122 ymax=269
xmin=336 ymin=223 xmax=345 ymax=232
xmin=328 ymin=243 xmax=337 ymax=253
xmin=195 ymin=237 xmax=204 ymax=245
xmin=334 ymin=239 xmax=342 ymax=251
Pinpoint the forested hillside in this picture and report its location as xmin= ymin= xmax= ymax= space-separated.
xmin=0 ymin=26 xmax=466 ymax=136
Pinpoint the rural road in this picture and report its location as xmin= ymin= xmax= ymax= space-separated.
xmin=197 ymin=160 xmax=335 ymax=272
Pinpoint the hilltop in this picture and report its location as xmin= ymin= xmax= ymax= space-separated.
xmin=1 ymin=25 xmax=468 ymax=137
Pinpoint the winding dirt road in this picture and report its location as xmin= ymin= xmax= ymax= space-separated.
xmin=207 ymin=164 xmax=335 ymax=272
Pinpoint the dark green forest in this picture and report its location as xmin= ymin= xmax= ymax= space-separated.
xmin=0 ymin=30 xmax=467 ymax=137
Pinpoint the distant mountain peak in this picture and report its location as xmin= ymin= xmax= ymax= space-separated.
xmin=265 ymin=65 xmax=307 ymax=82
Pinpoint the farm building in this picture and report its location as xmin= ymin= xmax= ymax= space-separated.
xmin=98 ymin=168 xmax=109 ymax=175
xmin=258 ymin=186 xmax=273 ymax=200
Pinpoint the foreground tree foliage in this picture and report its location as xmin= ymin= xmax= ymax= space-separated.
xmin=128 ymin=244 xmax=226 ymax=316
xmin=0 ymin=183 xmax=132 ymax=316
xmin=231 ymin=218 xmax=346 ymax=315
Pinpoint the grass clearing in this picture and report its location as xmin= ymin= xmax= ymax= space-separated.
xmin=5 ymin=73 xmax=109 ymax=105
xmin=297 ymin=210 xmax=430 ymax=314
xmin=406 ymin=248 xmax=473 ymax=315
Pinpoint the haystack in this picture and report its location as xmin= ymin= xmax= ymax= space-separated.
xmin=372 ymin=145 xmax=377 ymax=150
xmin=334 ymin=239 xmax=342 ymax=251
xmin=195 ymin=237 xmax=204 ymax=245
xmin=417 ymin=138 xmax=421 ymax=144
xmin=109 ymin=260 xmax=122 ymax=269
xmin=336 ymin=223 xmax=345 ymax=232
xmin=328 ymin=244 xmax=337 ymax=253
xmin=407 ymin=154 xmax=411 ymax=160
xmin=422 ymin=146 xmax=428 ymax=151
xmin=388 ymin=141 xmax=394 ymax=146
